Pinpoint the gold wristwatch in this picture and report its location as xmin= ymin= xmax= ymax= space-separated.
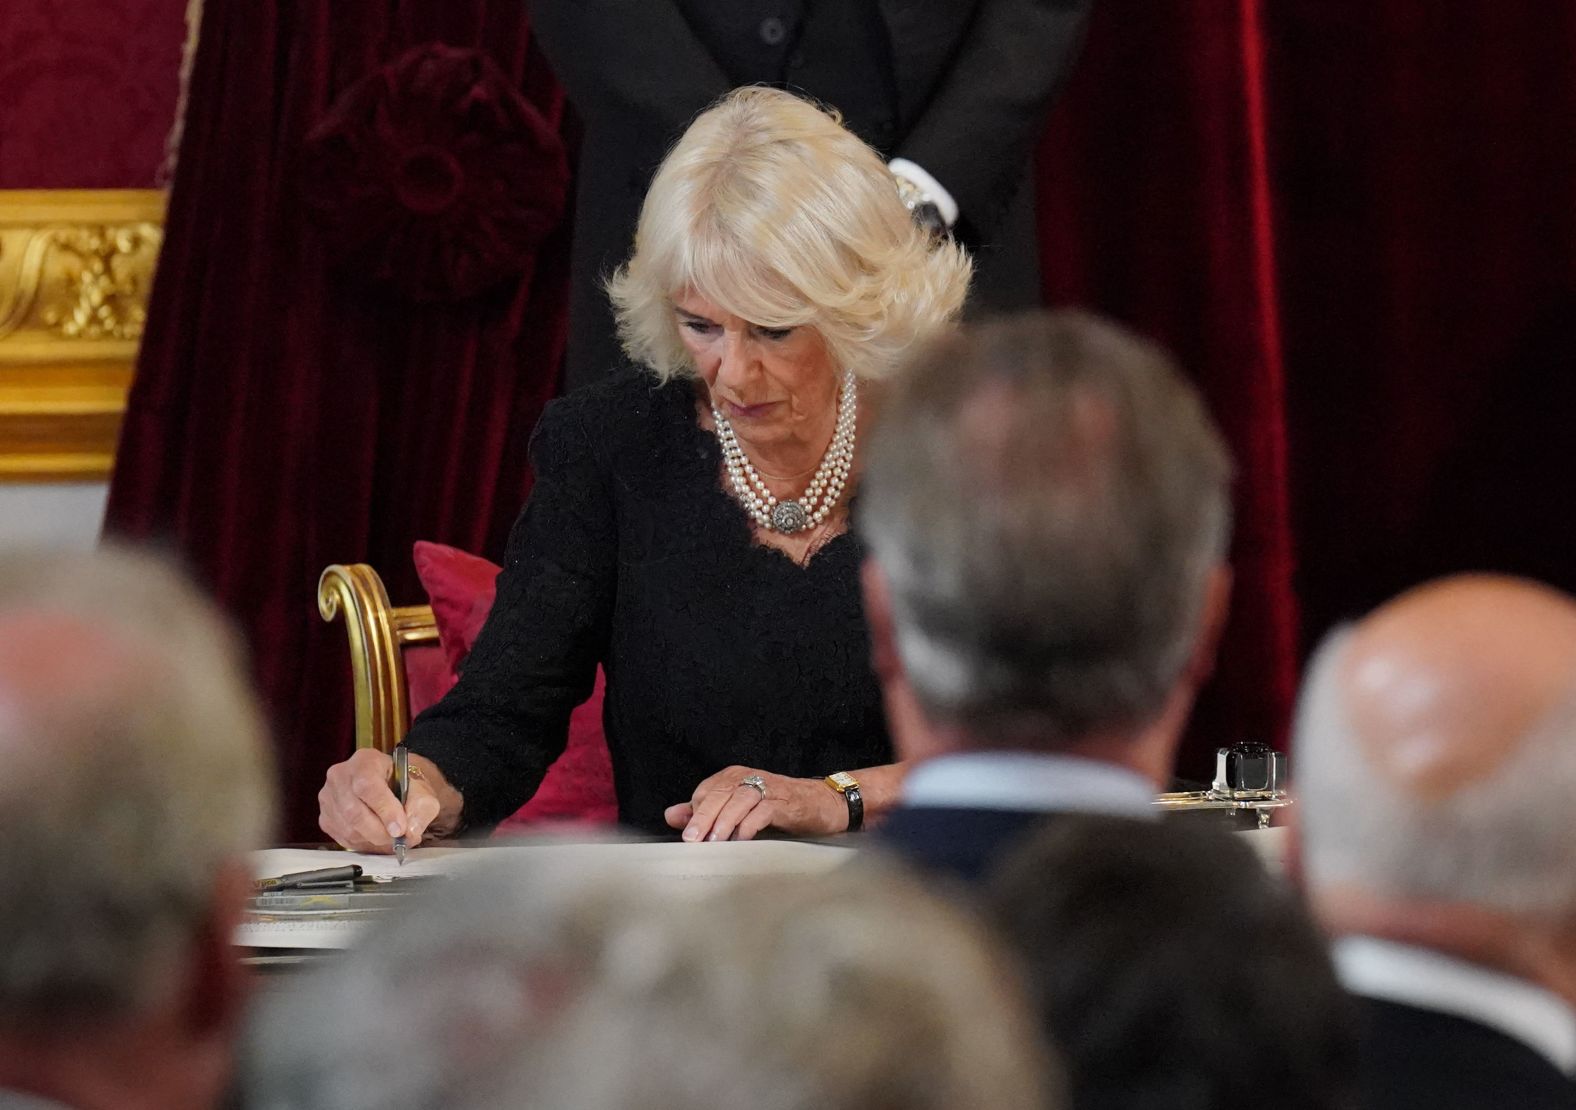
xmin=824 ymin=771 xmax=864 ymax=833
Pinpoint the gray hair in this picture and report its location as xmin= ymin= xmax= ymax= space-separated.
xmin=1295 ymin=626 xmax=1576 ymax=917
xmin=238 ymin=854 xmax=616 ymax=1110
xmin=468 ymin=862 xmax=1058 ymax=1110
xmin=244 ymin=857 xmax=1057 ymax=1110
xmin=859 ymin=310 xmax=1234 ymax=744
xmin=0 ymin=546 xmax=275 ymax=1026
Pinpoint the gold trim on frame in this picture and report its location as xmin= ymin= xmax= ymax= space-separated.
xmin=0 ymin=189 xmax=166 ymax=482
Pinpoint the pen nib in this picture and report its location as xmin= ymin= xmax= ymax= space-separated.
xmin=394 ymin=838 xmax=407 ymax=867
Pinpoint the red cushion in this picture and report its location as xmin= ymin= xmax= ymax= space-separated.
xmin=410 ymin=541 xmax=617 ymax=828
xmin=411 ymin=540 xmax=501 ymax=674
xmin=403 ymin=643 xmax=453 ymax=718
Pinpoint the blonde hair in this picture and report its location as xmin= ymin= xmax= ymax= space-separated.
xmin=608 ymin=87 xmax=972 ymax=383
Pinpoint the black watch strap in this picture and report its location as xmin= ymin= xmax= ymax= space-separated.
xmin=843 ymin=785 xmax=864 ymax=833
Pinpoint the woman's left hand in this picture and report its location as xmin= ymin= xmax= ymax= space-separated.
xmin=665 ymin=765 xmax=847 ymax=842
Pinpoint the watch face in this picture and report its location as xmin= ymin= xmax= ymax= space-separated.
xmin=828 ymin=771 xmax=858 ymax=791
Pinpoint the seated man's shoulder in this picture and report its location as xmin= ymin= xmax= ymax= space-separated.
xmin=1356 ymin=997 xmax=1576 ymax=1107
xmin=877 ymin=805 xmax=1057 ymax=883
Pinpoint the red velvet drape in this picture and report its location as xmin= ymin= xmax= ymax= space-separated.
xmin=0 ymin=0 xmax=185 ymax=188
xmin=110 ymin=2 xmax=1576 ymax=829
xmin=105 ymin=3 xmax=571 ymax=837
xmin=1036 ymin=1 xmax=1299 ymax=769
xmin=1268 ymin=3 xmax=1576 ymax=632
xmin=1035 ymin=2 xmax=1576 ymax=774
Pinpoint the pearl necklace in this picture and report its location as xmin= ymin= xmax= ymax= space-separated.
xmin=713 ymin=370 xmax=857 ymax=534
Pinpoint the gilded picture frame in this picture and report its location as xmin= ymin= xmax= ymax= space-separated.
xmin=0 ymin=189 xmax=165 ymax=482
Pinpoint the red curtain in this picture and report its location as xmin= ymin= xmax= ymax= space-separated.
xmin=0 ymin=0 xmax=184 ymax=188
xmin=104 ymin=2 xmax=572 ymax=837
xmin=1037 ymin=1 xmax=1299 ymax=770
xmin=1036 ymin=2 xmax=1576 ymax=775
xmin=110 ymin=1 xmax=1576 ymax=828
xmin=1268 ymin=3 xmax=1576 ymax=628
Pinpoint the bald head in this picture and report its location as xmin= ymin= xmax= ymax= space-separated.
xmin=1337 ymin=576 xmax=1576 ymax=801
xmin=1296 ymin=574 xmax=1576 ymax=921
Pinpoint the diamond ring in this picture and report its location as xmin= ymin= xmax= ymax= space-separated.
xmin=739 ymin=774 xmax=767 ymax=798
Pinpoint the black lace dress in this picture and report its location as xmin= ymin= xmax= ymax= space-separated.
xmin=402 ymin=369 xmax=891 ymax=836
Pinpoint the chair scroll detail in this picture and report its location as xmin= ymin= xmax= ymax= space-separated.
xmin=318 ymin=563 xmax=440 ymax=753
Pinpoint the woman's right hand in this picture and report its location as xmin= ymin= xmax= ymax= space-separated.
xmin=318 ymin=748 xmax=443 ymax=853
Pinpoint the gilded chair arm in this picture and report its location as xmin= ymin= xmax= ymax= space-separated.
xmin=318 ymin=563 xmax=409 ymax=753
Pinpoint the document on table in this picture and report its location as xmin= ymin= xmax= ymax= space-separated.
xmin=250 ymin=845 xmax=477 ymax=883
xmin=241 ymin=839 xmax=855 ymax=950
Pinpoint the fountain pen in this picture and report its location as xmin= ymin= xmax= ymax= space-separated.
xmin=391 ymin=745 xmax=409 ymax=867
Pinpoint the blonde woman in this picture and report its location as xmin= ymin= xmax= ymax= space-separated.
xmin=318 ymin=87 xmax=971 ymax=847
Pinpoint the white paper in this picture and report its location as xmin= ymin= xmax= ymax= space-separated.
xmin=251 ymin=845 xmax=478 ymax=882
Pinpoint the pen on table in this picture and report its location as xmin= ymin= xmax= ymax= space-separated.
xmin=392 ymin=745 xmax=409 ymax=867
xmin=255 ymin=864 xmax=363 ymax=891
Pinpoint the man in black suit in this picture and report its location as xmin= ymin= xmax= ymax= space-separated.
xmin=530 ymin=0 xmax=1094 ymax=389
xmin=1295 ymin=576 xmax=1576 ymax=1109
xmin=857 ymin=310 xmax=1235 ymax=882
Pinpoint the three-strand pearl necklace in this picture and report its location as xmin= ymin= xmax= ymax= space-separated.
xmin=713 ymin=369 xmax=857 ymax=534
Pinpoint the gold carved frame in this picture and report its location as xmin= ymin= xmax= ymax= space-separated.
xmin=318 ymin=563 xmax=440 ymax=753
xmin=0 ymin=189 xmax=166 ymax=481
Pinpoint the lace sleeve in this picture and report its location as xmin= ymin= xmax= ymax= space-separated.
xmin=403 ymin=395 xmax=615 ymax=830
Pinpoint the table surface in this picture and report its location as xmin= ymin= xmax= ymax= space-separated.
xmin=242 ymin=837 xmax=858 ymax=954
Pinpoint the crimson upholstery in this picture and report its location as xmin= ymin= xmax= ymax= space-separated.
xmin=411 ymin=540 xmax=616 ymax=828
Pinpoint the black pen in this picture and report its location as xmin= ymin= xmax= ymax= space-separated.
xmin=255 ymin=864 xmax=364 ymax=891
xmin=392 ymin=745 xmax=409 ymax=867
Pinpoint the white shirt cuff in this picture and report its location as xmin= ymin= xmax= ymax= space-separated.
xmin=888 ymin=157 xmax=960 ymax=228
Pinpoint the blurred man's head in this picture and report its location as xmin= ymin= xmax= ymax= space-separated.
xmin=243 ymin=858 xmax=1058 ymax=1110
xmin=989 ymin=815 xmax=1354 ymax=1110
xmin=859 ymin=310 xmax=1234 ymax=782
xmin=1295 ymin=575 xmax=1576 ymax=993
xmin=238 ymin=854 xmax=609 ymax=1110
xmin=0 ymin=547 xmax=275 ymax=1110
xmin=480 ymin=865 xmax=1059 ymax=1110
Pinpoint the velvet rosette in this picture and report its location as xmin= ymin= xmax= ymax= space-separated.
xmin=302 ymin=42 xmax=567 ymax=302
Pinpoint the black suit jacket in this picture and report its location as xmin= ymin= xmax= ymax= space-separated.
xmin=877 ymin=804 xmax=1067 ymax=884
xmin=530 ymin=0 xmax=1094 ymax=389
xmin=1353 ymin=995 xmax=1576 ymax=1110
